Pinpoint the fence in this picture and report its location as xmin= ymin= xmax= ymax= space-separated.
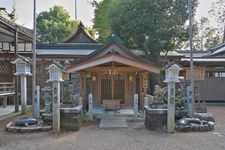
xmin=0 ymin=82 xmax=15 ymax=96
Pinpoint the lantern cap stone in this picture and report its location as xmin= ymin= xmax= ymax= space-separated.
xmin=161 ymin=61 xmax=183 ymax=71
xmin=11 ymin=55 xmax=32 ymax=64
xmin=46 ymin=60 xmax=65 ymax=71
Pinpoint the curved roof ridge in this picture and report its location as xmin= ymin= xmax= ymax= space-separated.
xmin=73 ymin=38 xmax=155 ymax=66
xmin=62 ymin=21 xmax=98 ymax=44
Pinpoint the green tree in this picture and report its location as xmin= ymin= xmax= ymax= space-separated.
xmin=190 ymin=17 xmax=221 ymax=50
xmin=37 ymin=5 xmax=95 ymax=43
xmin=204 ymin=28 xmax=221 ymax=49
xmin=108 ymin=0 xmax=197 ymax=64
xmin=209 ymin=0 xmax=225 ymax=43
xmin=198 ymin=17 xmax=210 ymax=50
xmin=92 ymin=0 xmax=113 ymax=42
xmin=37 ymin=5 xmax=72 ymax=43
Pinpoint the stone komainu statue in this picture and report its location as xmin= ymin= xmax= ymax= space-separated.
xmin=153 ymin=85 xmax=167 ymax=104
xmin=63 ymin=84 xmax=73 ymax=103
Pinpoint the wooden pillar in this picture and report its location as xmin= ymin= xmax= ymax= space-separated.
xmin=41 ymin=59 xmax=45 ymax=88
xmin=3 ymin=96 xmax=7 ymax=108
xmin=112 ymin=75 xmax=114 ymax=100
xmin=14 ymin=26 xmax=19 ymax=113
xmin=124 ymin=74 xmax=128 ymax=106
xmin=97 ymin=73 xmax=101 ymax=104
xmin=140 ymin=72 xmax=149 ymax=109
xmin=133 ymin=74 xmax=136 ymax=106
xmin=83 ymin=73 xmax=87 ymax=109
xmin=139 ymin=73 xmax=143 ymax=109
xmin=142 ymin=72 xmax=148 ymax=95
xmin=79 ymin=72 xmax=83 ymax=96
xmin=133 ymin=74 xmax=137 ymax=94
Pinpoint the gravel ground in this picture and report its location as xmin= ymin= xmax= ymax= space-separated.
xmin=0 ymin=106 xmax=225 ymax=150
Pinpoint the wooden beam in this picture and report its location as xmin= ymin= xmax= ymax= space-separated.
xmin=84 ymin=67 xmax=141 ymax=73
xmin=67 ymin=54 xmax=160 ymax=73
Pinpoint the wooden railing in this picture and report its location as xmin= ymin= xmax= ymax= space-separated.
xmin=0 ymin=82 xmax=15 ymax=96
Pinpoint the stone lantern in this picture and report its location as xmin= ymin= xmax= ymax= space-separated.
xmin=163 ymin=63 xmax=183 ymax=83
xmin=46 ymin=61 xmax=64 ymax=133
xmin=162 ymin=61 xmax=183 ymax=133
xmin=46 ymin=63 xmax=64 ymax=83
xmin=11 ymin=55 xmax=32 ymax=114
xmin=12 ymin=55 xmax=32 ymax=76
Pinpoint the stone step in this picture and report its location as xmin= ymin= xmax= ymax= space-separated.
xmin=99 ymin=117 xmax=128 ymax=129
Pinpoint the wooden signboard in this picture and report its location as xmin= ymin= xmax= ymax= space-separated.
xmin=143 ymin=72 xmax=148 ymax=89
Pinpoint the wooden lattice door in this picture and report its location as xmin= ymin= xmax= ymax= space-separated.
xmin=101 ymin=75 xmax=124 ymax=104
xmin=101 ymin=79 xmax=112 ymax=100
xmin=114 ymin=78 xmax=124 ymax=103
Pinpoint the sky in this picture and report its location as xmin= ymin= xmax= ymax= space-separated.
xmin=0 ymin=0 xmax=218 ymax=29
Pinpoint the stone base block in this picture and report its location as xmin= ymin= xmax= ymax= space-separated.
xmin=145 ymin=114 xmax=167 ymax=130
xmin=60 ymin=112 xmax=82 ymax=131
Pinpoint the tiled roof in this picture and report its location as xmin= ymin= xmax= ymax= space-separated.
xmin=0 ymin=11 xmax=33 ymax=37
xmin=208 ymin=43 xmax=225 ymax=56
xmin=63 ymin=22 xmax=98 ymax=43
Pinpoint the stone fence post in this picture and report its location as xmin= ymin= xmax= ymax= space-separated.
xmin=88 ymin=94 xmax=93 ymax=120
xmin=134 ymin=94 xmax=138 ymax=120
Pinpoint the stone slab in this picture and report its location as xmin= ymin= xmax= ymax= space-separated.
xmin=6 ymin=122 xmax=52 ymax=133
xmin=99 ymin=117 xmax=128 ymax=129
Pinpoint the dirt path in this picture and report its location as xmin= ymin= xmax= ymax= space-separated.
xmin=0 ymin=106 xmax=225 ymax=150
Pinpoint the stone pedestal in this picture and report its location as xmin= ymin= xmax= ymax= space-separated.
xmin=144 ymin=107 xmax=167 ymax=131
xmin=21 ymin=76 xmax=27 ymax=114
xmin=144 ymin=107 xmax=188 ymax=131
xmin=60 ymin=106 xmax=82 ymax=131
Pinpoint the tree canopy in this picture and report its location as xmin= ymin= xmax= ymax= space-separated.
xmin=184 ymin=17 xmax=222 ymax=50
xmin=37 ymin=5 xmax=95 ymax=43
xmin=92 ymin=0 xmax=113 ymax=42
xmin=209 ymin=0 xmax=225 ymax=43
xmin=93 ymin=0 xmax=198 ymax=65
